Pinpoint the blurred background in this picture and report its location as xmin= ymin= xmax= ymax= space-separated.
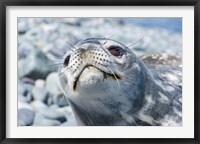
xmin=17 ymin=18 xmax=182 ymax=126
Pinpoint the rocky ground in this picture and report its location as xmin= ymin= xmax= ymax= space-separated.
xmin=17 ymin=18 xmax=182 ymax=126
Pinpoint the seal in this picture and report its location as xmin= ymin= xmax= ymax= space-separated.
xmin=58 ymin=38 xmax=182 ymax=126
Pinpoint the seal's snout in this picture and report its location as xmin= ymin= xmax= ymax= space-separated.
xmin=79 ymin=49 xmax=94 ymax=62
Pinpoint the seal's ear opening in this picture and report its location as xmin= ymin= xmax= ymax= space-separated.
xmin=58 ymin=66 xmax=68 ymax=96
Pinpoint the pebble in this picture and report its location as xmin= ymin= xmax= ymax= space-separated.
xmin=31 ymin=86 xmax=48 ymax=102
xmin=18 ymin=102 xmax=34 ymax=111
xmin=31 ymin=100 xmax=48 ymax=110
xmin=18 ymin=18 xmax=29 ymax=34
xmin=18 ymin=108 xmax=35 ymax=126
xmin=33 ymin=113 xmax=61 ymax=126
xmin=52 ymin=95 xmax=69 ymax=107
xmin=35 ymin=79 xmax=45 ymax=88
xmin=45 ymin=72 xmax=62 ymax=97
xmin=38 ymin=107 xmax=67 ymax=123
xmin=18 ymin=48 xmax=56 ymax=80
xmin=18 ymin=94 xmax=32 ymax=103
xmin=18 ymin=81 xmax=34 ymax=103
xmin=45 ymin=73 xmax=68 ymax=106
xmin=31 ymin=101 xmax=67 ymax=123
xmin=32 ymin=79 xmax=48 ymax=102
xmin=18 ymin=42 xmax=35 ymax=59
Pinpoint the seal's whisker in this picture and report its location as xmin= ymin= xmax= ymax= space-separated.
xmin=107 ymin=66 xmax=121 ymax=88
xmin=49 ymin=55 xmax=63 ymax=60
xmin=60 ymin=91 xmax=68 ymax=102
xmin=109 ymin=60 xmax=124 ymax=66
xmin=46 ymin=63 xmax=63 ymax=68
xmin=68 ymin=47 xmax=76 ymax=53
xmin=60 ymin=82 xmax=70 ymax=99
xmin=65 ymin=41 xmax=76 ymax=53
xmin=60 ymin=93 xmax=65 ymax=101
xmin=127 ymin=37 xmax=144 ymax=48
xmin=55 ymin=38 xmax=76 ymax=53
xmin=59 ymin=67 xmax=71 ymax=78
xmin=59 ymin=73 xmax=65 ymax=78
xmin=103 ymin=34 xmax=116 ymax=45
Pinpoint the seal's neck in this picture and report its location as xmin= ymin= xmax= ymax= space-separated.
xmin=68 ymin=60 xmax=149 ymax=126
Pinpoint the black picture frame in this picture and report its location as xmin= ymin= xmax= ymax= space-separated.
xmin=0 ymin=0 xmax=199 ymax=144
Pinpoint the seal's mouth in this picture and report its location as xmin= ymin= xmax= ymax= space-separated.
xmin=73 ymin=65 xmax=121 ymax=91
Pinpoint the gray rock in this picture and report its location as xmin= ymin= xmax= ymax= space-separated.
xmin=32 ymin=79 xmax=47 ymax=102
xmin=46 ymin=94 xmax=69 ymax=107
xmin=31 ymin=100 xmax=47 ymax=110
xmin=62 ymin=18 xmax=81 ymax=26
xmin=18 ymin=42 xmax=35 ymax=59
xmin=18 ymin=81 xmax=32 ymax=95
xmin=35 ymin=79 xmax=45 ymax=88
xmin=45 ymin=73 xmax=62 ymax=96
xmin=33 ymin=113 xmax=61 ymax=126
xmin=31 ymin=86 xmax=48 ymax=102
xmin=52 ymin=95 xmax=69 ymax=107
xmin=18 ymin=108 xmax=35 ymax=126
xmin=38 ymin=107 xmax=67 ymax=123
xmin=18 ymin=18 xmax=29 ymax=34
xmin=61 ymin=112 xmax=77 ymax=126
xmin=18 ymin=81 xmax=34 ymax=103
xmin=31 ymin=100 xmax=66 ymax=123
xmin=49 ymin=104 xmax=59 ymax=109
xmin=18 ymin=102 xmax=34 ymax=111
xmin=18 ymin=94 xmax=32 ymax=103
xmin=46 ymin=95 xmax=54 ymax=106
xmin=60 ymin=120 xmax=77 ymax=126
xmin=55 ymin=106 xmax=76 ymax=126
xmin=23 ymin=28 xmax=44 ymax=42
xmin=45 ymin=73 xmax=68 ymax=106
xmin=18 ymin=48 xmax=56 ymax=80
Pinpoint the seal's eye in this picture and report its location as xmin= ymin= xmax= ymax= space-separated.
xmin=108 ymin=46 xmax=123 ymax=57
xmin=64 ymin=55 xmax=70 ymax=66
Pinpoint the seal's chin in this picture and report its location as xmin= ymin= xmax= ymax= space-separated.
xmin=73 ymin=66 xmax=104 ymax=91
xmin=73 ymin=66 xmax=121 ymax=91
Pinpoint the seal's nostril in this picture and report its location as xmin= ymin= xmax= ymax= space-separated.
xmin=64 ymin=55 xmax=70 ymax=66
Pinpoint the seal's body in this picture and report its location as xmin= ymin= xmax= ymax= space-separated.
xmin=59 ymin=38 xmax=182 ymax=126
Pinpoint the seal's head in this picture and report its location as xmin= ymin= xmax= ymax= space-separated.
xmin=59 ymin=38 xmax=147 ymax=125
xmin=59 ymin=38 xmax=145 ymax=97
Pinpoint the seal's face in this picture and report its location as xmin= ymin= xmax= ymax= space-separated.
xmin=59 ymin=38 xmax=137 ymax=98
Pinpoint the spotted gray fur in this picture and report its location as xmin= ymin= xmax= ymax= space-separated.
xmin=58 ymin=38 xmax=182 ymax=126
